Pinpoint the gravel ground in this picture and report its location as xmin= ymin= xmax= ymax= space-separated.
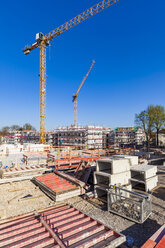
xmin=63 ymin=167 xmax=165 ymax=248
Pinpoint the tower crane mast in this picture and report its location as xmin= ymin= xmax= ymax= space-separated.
xmin=73 ymin=60 xmax=95 ymax=126
xmin=23 ymin=0 xmax=119 ymax=144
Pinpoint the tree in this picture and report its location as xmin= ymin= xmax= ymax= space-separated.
xmin=149 ymin=105 xmax=165 ymax=147
xmin=0 ymin=126 xmax=10 ymax=136
xmin=23 ymin=123 xmax=36 ymax=131
xmin=135 ymin=108 xmax=154 ymax=151
xmin=10 ymin=125 xmax=22 ymax=131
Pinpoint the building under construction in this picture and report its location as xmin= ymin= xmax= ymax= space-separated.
xmin=108 ymin=127 xmax=146 ymax=148
xmin=53 ymin=125 xmax=111 ymax=149
xmin=2 ymin=126 xmax=146 ymax=150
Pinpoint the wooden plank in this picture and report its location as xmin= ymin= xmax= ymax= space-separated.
xmin=0 ymin=174 xmax=44 ymax=184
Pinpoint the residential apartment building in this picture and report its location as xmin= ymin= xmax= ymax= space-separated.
xmin=6 ymin=130 xmax=39 ymax=144
xmin=53 ymin=125 xmax=111 ymax=149
xmin=158 ymin=129 xmax=165 ymax=147
xmin=108 ymin=127 xmax=145 ymax=148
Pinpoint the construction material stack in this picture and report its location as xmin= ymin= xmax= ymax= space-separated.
xmin=130 ymin=164 xmax=158 ymax=192
xmin=32 ymin=172 xmax=85 ymax=202
xmin=113 ymin=155 xmax=158 ymax=192
xmin=94 ymin=158 xmax=132 ymax=202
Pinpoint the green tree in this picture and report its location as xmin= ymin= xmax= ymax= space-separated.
xmin=10 ymin=125 xmax=22 ymax=131
xmin=149 ymin=105 xmax=165 ymax=147
xmin=23 ymin=123 xmax=36 ymax=131
xmin=0 ymin=126 xmax=10 ymax=136
xmin=135 ymin=108 xmax=154 ymax=151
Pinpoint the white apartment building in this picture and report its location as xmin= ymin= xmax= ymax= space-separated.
xmin=108 ymin=127 xmax=145 ymax=148
xmin=53 ymin=125 xmax=111 ymax=149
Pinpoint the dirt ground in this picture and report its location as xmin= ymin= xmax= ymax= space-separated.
xmin=0 ymin=180 xmax=55 ymax=220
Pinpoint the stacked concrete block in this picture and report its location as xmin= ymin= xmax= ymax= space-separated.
xmin=94 ymin=184 xmax=132 ymax=204
xmin=94 ymin=186 xmax=108 ymax=203
xmin=94 ymin=171 xmax=131 ymax=187
xmin=94 ymin=158 xmax=132 ymax=201
xmin=96 ymin=158 xmax=131 ymax=174
xmin=113 ymin=155 xmax=138 ymax=166
xmin=130 ymin=164 xmax=158 ymax=192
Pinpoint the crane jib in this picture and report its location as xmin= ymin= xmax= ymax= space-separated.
xmin=23 ymin=0 xmax=120 ymax=143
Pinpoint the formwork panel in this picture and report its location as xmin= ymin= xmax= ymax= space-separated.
xmin=142 ymin=224 xmax=165 ymax=247
xmin=32 ymin=173 xmax=82 ymax=202
xmin=0 ymin=205 xmax=126 ymax=248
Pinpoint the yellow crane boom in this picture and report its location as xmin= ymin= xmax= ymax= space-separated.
xmin=23 ymin=0 xmax=119 ymax=144
xmin=73 ymin=60 xmax=95 ymax=126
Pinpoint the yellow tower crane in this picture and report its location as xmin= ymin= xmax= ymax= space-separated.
xmin=23 ymin=0 xmax=119 ymax=144
xmin=73 ymin=60 xmax=95 ymax=127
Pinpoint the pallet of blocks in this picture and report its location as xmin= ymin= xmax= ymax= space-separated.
xmin=94 ymin=158 xmax=132 ymax=203
xmin=130 ymin=164 xmax=158 ymax=192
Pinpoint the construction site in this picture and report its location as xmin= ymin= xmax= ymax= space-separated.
xmin=0 ymin=138 xmax=165 ymax=247
xmin=0 ymin=0 xmax=165 ymax=247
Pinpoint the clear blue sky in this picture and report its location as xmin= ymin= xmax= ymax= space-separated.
xmin=0 ymin=0 xmax=165 ymax=130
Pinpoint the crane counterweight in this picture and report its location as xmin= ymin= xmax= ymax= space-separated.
xmin=36 ymin=32 xmax=44 ymax=42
